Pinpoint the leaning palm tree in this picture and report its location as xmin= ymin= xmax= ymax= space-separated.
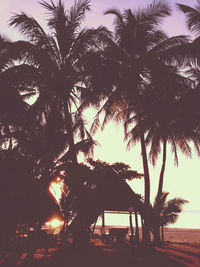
xmin=8 ymin=0 xmax=109 ymax=166
xmin=89 ymin=0 xmax=189 ymax=245
xmin=151 ymin=192 xmax=188 ymax=245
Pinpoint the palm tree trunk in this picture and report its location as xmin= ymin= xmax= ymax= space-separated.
xmin=138 ymin=115 xmax=151 ymax=246
xmin=153 ymin=221 xmax=162 ymax=246
xmin=161 ymin=225 xmax=164 ymax=243
xmin=156 ymin=139 xmax=167 ymax=200
xmin=64 ymin=102 xmax=78 ymax=165
xmin=153 ymin=139 xmax=167 ymax=246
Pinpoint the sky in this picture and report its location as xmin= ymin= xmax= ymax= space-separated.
xmin=0 ymin=0 xmax=200 ymax=227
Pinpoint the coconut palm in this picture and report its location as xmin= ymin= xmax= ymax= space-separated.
xmin=151 ymin=192 xmax=188 ymax=245
xmin=89 ymin=0 xmax=189 ymax=245
xmin=124 ymin=55 xmax=200 ymax=244
xmin=8 ymin=0 xmax=109 ymax=166
xmin=125 ymin=62 xmax=200 ymax=195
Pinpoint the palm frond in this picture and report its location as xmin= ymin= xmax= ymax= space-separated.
xmin=177 ymin=137 xmax=192 ymax=158
xmin=153 ymin=191 xmax=169 ymax=209
xmin=177 ymin=3 xmax=200 ymax=35
xmin=124 ymin=125 xmax=140 ymax=150
xmin=140 ymin=0 xmax=171 ymax=26
xmin=40 ymin=0 xmax=57 ymax=13
xmin=169 ymin=138 xmax=179 ymax=166
xmin=9 ymin=12 xmax=51 ymax=48
xmin=69 ymin=0 xmax=90 ymax=28
xmin=149 ymin=131 xmax=161 ymax=166
xmin=90 ymin=113 xmax=101 ymax=135
xmin=146 ymin=35 xmax=189 ymax=59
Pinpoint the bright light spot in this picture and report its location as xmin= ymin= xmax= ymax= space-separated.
xmin=49 ymin=176 xmax=65 ymax=204
xmin=60 ymin=170 xmax=66 ymax=177
xmin=50 ymin=219 xmax=64 ymax=228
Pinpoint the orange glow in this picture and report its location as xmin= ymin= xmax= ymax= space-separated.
xmin=59 ymin=170 xmax=66 ymax=177
xmin=50 ymin=219 xmax=63 ymax=228
xmin=49 ymin=177 xmax=64 ymax=204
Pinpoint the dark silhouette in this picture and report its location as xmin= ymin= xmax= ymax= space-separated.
xmin=0 ymin=1 xmax=200 ymax=264
xmin=150 ymin=192 xmax=188 ymax=245
xmin=60 ymin=160 xmax=144 ymax=246
xmin=87 ymin=0 xmax=191 ymax=246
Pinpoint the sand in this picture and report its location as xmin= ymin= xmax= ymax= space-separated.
xmin=164 ymin=228 xmax=200 ymax=244
xmin=0 ymin=228 xmax=199 ymax=267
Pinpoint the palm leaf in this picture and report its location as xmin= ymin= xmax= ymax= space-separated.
xmin=177 ymin=3 xmax=200 ymax=35
xmin=9 ymin=13 xmax=52 ymax=49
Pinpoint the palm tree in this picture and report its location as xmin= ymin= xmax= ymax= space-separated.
xmin=90 ymin=0 xmax=189 ymax=245
xmin=124 ymin=51 xmax=200 ymax=244
xmin=150 ymin=192 xmax=188 ymax=245
xmin=8 ymin=0 xmax=109 ymax=167
xmin=0 ymin=36 xmax=38 ymax=151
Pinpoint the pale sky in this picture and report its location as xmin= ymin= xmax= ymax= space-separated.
xmin=1 ymin=0 xmax=200 ymax=227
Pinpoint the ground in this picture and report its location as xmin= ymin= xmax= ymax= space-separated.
xmin=0 ymin=234 xmax=200 ymax=267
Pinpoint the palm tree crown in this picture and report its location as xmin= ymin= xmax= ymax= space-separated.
xmin=8 ymin=0 xmax=109 ymax=166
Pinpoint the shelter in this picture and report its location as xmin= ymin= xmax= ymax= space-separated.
xmin=67 ymin=165 xmax=144 ymax=241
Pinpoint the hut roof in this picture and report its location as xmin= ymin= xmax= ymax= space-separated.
xmin=95 ymin=167 xmax=144 ymax=213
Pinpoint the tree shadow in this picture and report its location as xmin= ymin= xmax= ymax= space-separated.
xmin=34 ymin=242 xmax=190 ymax=267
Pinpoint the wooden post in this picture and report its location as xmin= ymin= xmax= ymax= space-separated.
xmin=140 ymin=214 xmax=144 ymax=240
xmin=135 ymin=211 xmax=140 ymax=244
xmin=102 ymin=210 xmax=105 ymax=228
xmin=129 ymin=207 xmax=134 ymax=243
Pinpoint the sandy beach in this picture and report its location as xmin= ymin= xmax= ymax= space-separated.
xmin=94 ymin=226 xmax=200 ymax=244
xmin=164 ymin=228 xmax=200 ymax=244
xmin=0 ymin=227 xmax=200 ymax=267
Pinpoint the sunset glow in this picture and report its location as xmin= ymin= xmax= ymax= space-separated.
xmin=50 ymin=219 xmax=64 ymax=228
xmin=49 ymin=177 xmax=65 ymax=204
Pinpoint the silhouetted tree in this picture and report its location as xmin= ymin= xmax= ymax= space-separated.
xmin=89 ymin=0 xmax=189 ymax=245
xmin=150 ymin=192 xmax=188 ymax=245
xmin=9 ymin=0 xmax=109 ymax=167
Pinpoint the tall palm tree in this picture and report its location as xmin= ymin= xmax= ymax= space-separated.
xmin=150 ymin=192 xmax=188 ymax=245
xmin=8 ymin=0 xmax=109 ymax=166
xmin=90 ymin=0 xmax=189 ymax=245
xmin=124 ymin=49 xmax=200 ymax=244
xmin=125 ymin=63 xmax=200 ymax=194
